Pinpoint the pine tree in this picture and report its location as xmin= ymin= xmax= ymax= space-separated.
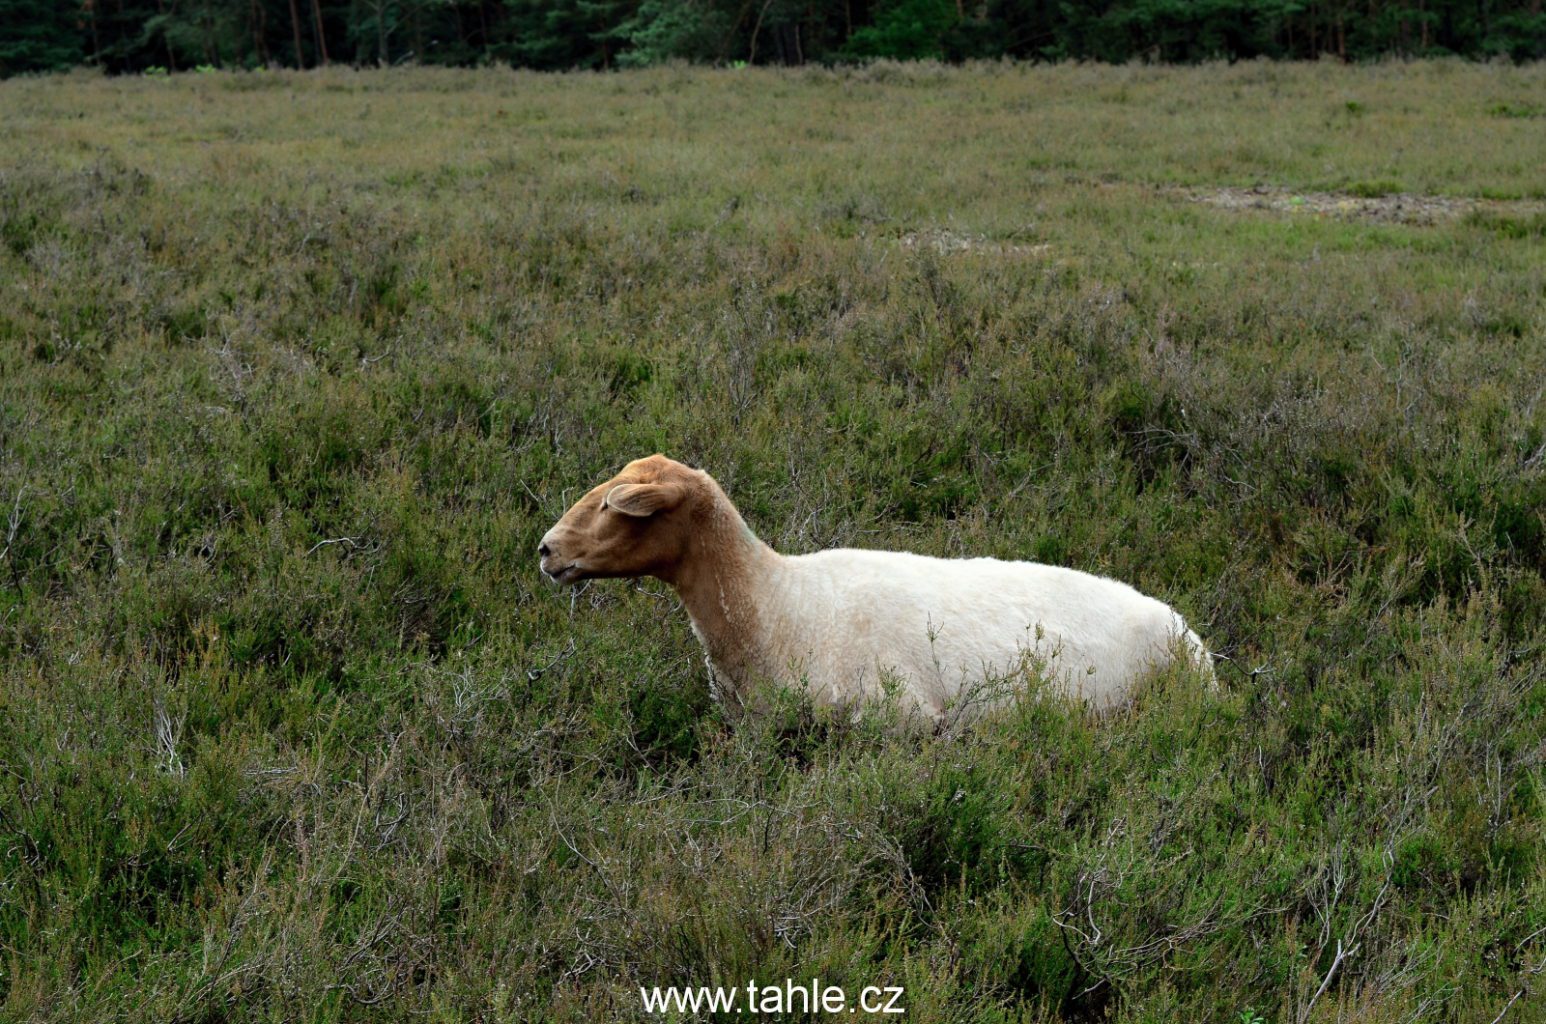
xmin=0 ymin=0 xmax=84 ymax=74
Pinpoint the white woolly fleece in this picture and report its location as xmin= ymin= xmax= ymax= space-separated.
xmin=697 ymin=544 xmax=1212 ymax=721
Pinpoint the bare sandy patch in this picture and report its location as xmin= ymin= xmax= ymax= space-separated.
xmin=898 ymin=229 xmax=1052 ymax=257
xmin=1178 ymin=186 xmax=1545 ymax=225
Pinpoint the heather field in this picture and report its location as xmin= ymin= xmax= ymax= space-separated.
xmin=0 ymin=61 xmax=1543 ymax=1023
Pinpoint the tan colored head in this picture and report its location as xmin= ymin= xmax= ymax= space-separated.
xmin=538 ymin=454 xmax=712 ymax=586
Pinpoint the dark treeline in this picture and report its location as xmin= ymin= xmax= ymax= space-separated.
xmin=2 ymin=0 xmax=1543 ymax=76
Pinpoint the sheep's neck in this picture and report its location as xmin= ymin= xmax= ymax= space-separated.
xmin=668 ymin=505 xmax=776 ymax=690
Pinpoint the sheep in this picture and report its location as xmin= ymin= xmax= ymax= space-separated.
xmin=538 ymin=454 xmax=1213 ymax=724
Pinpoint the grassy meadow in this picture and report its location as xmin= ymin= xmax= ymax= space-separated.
xmin=1 ymin=60 xmax=1544 ymax=1022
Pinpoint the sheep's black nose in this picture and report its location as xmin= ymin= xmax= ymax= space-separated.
xmin=538 ymin=542 xmax=552 ymax=558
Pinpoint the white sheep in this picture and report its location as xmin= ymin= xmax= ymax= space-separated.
xmin=538 ymin=454 xmax=1213 ymax=723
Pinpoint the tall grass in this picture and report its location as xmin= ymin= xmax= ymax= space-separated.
xmin=0 ymin=61 xmax=1542 ymax=1022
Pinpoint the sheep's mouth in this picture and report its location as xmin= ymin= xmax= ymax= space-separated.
xmin=542 ymin=562 xmax=583 ymax=585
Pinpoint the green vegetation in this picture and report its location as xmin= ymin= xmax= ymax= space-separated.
xmin=1 ymin=62 xmax=1544 ymax=1022
xmin=4 ymin=0 xmax=1546 ymax=75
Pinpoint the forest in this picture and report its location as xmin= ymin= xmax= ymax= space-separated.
xmin=2 ymin=0 xmax=1544 ymax=76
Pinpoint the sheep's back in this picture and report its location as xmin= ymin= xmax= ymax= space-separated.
xmin=765 ymin=548 xmax=1196 ymax=713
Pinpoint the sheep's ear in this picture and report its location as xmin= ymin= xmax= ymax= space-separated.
xmin=604 ymin=482 xmax=685 ymax=518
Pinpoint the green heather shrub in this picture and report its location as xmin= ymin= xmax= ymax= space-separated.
xmin=0 ymin=62 xmax=1542 ymax=1023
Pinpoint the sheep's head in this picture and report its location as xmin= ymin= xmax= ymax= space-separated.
xmin=538 ymin=454 xmax=705 ymax=585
